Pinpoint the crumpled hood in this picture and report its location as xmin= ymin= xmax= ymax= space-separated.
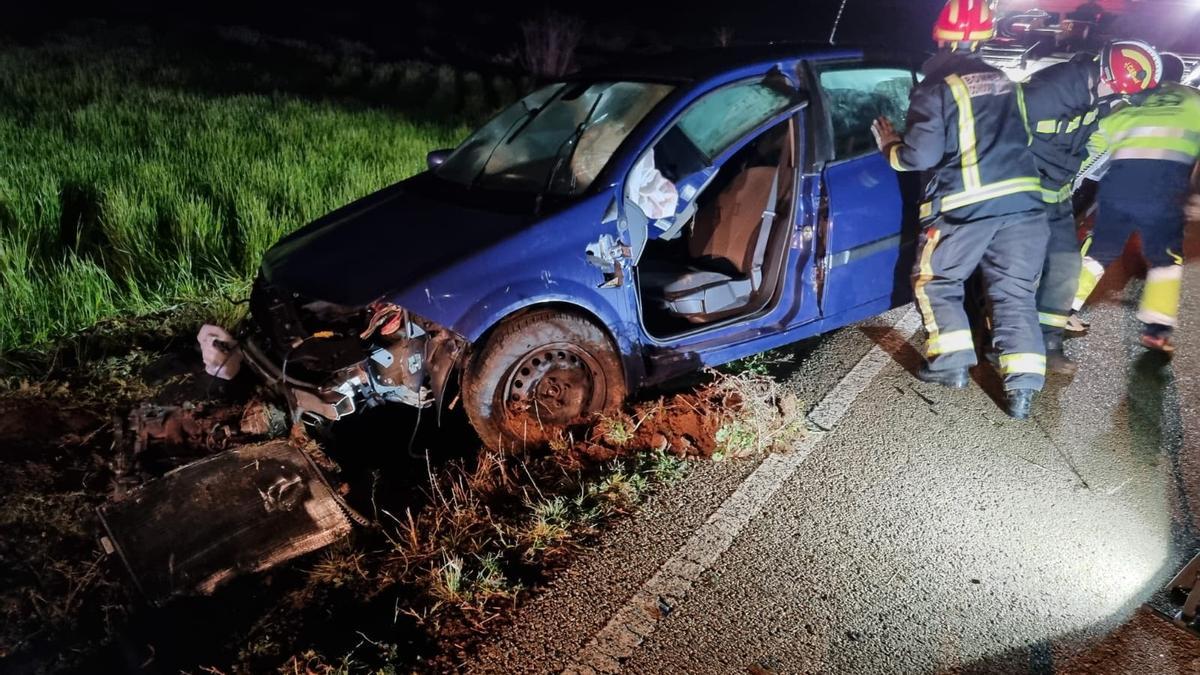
xmin=260 ymin=174 xmax=532 ymax=307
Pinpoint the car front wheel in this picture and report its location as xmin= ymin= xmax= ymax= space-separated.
xmin=462 ymin=309 xmax=627 ymax=451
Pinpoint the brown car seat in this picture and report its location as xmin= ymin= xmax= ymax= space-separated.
xmin=688 ymin=166 xmax=779 ymax=276
xmin=639 ymin=164 xmax=782 ymax=323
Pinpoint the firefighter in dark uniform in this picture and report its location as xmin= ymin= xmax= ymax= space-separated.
xmin=872 ymin=0 xmax=1048 ymax=419
xmin=1019 ymin=41 xmax=1160 ymax=373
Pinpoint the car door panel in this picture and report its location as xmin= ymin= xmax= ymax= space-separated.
xmin=812 ymin=61 xmax=921 ymax=317
xmin=821 ymin=153 xmax=917 ymax=314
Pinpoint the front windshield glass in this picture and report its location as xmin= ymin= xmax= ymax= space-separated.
xmin=436 ymin=81 xmax=675 ymax=195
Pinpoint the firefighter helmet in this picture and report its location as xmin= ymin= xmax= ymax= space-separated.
xmin=1100 ymin=40 xmax=1162 ymax=95
xmin=933 ymin=0 xmax=997 ymax=49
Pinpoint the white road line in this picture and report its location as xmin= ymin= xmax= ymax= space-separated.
xmin=563 ymin=308 xmax=922 ymax=674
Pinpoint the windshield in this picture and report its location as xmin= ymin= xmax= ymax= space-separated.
xmin=436 ymin=81 xmax=675 ymax=195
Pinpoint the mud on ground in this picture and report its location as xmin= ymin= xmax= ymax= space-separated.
xmin=0 ymin=325 xmax=801 ymax=673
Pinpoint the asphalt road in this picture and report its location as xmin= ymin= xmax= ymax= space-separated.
xmin=468 ymin=232 xmax=1200 ymax=674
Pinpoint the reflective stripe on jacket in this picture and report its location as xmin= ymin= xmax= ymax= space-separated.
xmin=1090 ymin=83 xmax=1200 ymax=165
xmin=889 ymin=52 xmax=1043 ymax=223
xmin=1019 ymin=56 xmax=1107 ymax=202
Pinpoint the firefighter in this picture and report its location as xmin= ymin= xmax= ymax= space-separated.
xmin=1020 ymin=42 xmax=1161 ymax=374
xmin=872 ymin=0 xmax=1048 ymax=419
xmin=1072 ymin=47 xmax=1200 ymax=354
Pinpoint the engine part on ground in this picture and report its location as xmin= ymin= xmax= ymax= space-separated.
xmin=198 ymin=324 xmax=243 ymax=380
xmin=127 ymin=402 xmax=239 ymax=456
xmin=97 ymin=441 xmax=352 ymax=605
xmin=239 ymin=399 xmax=290 ymax=437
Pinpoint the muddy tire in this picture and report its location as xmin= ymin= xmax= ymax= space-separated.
xmin=463 ymin=309 xmax=627 ymax=452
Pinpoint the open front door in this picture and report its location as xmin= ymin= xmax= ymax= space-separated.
xmin=813 ymin=63 xmax=922 ymax=318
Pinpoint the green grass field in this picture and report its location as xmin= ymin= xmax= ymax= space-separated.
xmin=0 ymin=26 xmax=514 ymax=355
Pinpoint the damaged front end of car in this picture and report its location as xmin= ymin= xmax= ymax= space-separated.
xmin=241 ymin=278 xmax=467 ymax=426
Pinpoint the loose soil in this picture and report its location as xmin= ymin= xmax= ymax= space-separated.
xmin=0 ymin=327 xmax=798 ymax=673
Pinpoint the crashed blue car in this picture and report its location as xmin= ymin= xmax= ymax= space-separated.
xmin=243 ymin=46 xmax=924 ymax=449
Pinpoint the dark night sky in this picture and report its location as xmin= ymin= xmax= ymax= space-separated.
xmin=8 ymin=1 xmax=1197 ymax=62
xmin=7 ymin=0 xmax=943 ymax=55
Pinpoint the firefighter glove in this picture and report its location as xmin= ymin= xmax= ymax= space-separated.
xmin=871 ymin=116 xmax=901 ymax=154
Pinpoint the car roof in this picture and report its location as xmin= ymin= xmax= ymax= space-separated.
xmin=572 ymin=43 xmax=871 ymax=84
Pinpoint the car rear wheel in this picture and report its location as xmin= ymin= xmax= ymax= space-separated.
xmin=463 ymin=309 xmax=627 ymax=451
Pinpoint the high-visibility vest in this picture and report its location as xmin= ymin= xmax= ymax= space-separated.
xmin=1090 ymin=83 xmax=1200 ymax=166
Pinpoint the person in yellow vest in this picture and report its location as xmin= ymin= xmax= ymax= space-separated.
xmin=1072 ymin=69 xmax=1200 ymax=353
xmin=1019 ymin=41 xmax=1160 ymax=374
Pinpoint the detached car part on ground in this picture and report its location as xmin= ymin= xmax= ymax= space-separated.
xmin=239 ymin=46 xmax=946 ymax=451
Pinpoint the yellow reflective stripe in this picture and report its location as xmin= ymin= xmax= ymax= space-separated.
xmin=1074 ymin=256 xmax=1105 ymax=311
xmin=1035 ymin=111 xmax=1097 ymax=136
xmin=1040 ymin=184 xmax=1072 ymax=203
xmin=926 ymin=329 xmax=974 ymax=357
xmin=888 ymin=143 xmax=906 ymax=171
xmin=914 ymin=228 xmax=943 ymax=341
xmin=919 ymin=202 xmax=934 ymax=219
xmin=1016 ymin=84 xmax=1031 ymax=144
xmin=947 ymin=75 xmax=982 ymax=191
xmin=1169 ymin=249 xmax=1184 ymax=266
xmin=1039 ymin=312 xmax=1070 ymax=328
xmin=1080 ymin=234 xmax=1093 ymax=258
xmin=999 ymin=353 xmax=1047 ymax=375
xmin=1113 ymin=127 xmax=1200 ymax=142
xmin=940 ymin=177 xmax=1042 ymax=211
xmin=1112 ymin=148 xmax=1198 ymax=164
xmin=1139 ymin=265 xmax=1182 ymax=326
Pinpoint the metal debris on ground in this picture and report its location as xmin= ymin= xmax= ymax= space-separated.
xmin=126 ymin=402 xmax=239 ymax=455
xmin=97 ymin=441 xmax=352 ymax=605
xmin=239 ymin=399 xmax=290 ymax=437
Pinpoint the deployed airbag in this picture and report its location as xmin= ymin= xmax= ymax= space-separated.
xmin=627 ymin=150 xmax=678 ymax=220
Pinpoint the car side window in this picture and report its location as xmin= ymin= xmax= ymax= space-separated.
xmin=675 ymin=78 xmax=795 ymax=161
xmin=819 ymin=67 xmax=915 ymax=159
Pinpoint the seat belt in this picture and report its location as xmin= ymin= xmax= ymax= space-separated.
xmin=750 ymin=165 xmax=782 ymax=288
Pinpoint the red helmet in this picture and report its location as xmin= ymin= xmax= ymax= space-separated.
xmin=1100 ymin=40 xmax=1162 ymax=95
xmin=933 ymin=0 xmax=997 ymax=48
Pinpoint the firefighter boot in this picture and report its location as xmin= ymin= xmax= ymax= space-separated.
xmin=1044 ymin=334 xmax=1077 ymax=376
xmin=1140 ymin=323 xmax=1176 ymax=354
xmin=1005 ymin=389 xmax=1036 ymax=420
xmin=1064 ymin=311 xmax=1089 ymax=336
xmin=916 ymin=365 xmax=971 ymax=389
xmin=1045 ymin=348 xmax=1078 ymax=375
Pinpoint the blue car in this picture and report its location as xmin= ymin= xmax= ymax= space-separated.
xmin=243 ymin=45 xmax=924 ymax=450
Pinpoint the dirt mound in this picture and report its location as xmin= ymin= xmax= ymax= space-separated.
xmin=573 ymin=370 xmax=805 ymax=463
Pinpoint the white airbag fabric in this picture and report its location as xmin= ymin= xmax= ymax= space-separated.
xmin=628 ymin=150 xmax=678 ymax=220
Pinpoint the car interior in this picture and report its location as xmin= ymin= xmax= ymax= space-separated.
xmin=636 ymin=118 xmax=796 ymax=339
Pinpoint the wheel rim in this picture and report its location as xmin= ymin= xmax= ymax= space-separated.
xmin=501 ymin=342 xmax=608 ymax=433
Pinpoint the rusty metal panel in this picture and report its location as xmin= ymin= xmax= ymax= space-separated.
xmin=98 ymin=441 xmax=352 ymax=605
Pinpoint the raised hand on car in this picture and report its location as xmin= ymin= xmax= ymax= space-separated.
xmin=871 ymin=116 xmax=901 ymax=153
